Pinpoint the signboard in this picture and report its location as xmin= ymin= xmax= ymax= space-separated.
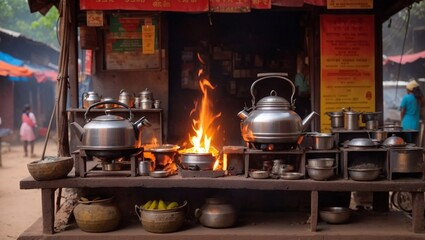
xmin=327 ymin=0 xmax=373 ymax=9
xmin=320 ymin=15 xmax=375 ymax=131
xmin=80 ymin=0 xmax=209 ymax=12
xmin=210 ymin=0 xmax=251 ymax=12
xmin=105 ymin=15 xmax=160 ymax=70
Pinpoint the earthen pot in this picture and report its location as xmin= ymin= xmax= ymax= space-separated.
xmin=73 ymin=196 xmax=121 ymax=233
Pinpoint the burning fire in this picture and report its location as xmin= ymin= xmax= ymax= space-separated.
xmin=181 ymin=58 xmax=224 ymax=170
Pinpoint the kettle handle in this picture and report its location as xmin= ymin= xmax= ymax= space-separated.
xmin=251 ymin=73 xmax=295 ymax=109
xmin=84 ymin=100 xmax=133 ymax=122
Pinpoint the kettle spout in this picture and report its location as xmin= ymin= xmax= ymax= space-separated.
xmin=301 ymin=111 xmax=319 ymax=132
xmin=133 ymin=117 xmax=152 ymax=138
xmin=237 ymin=110 xmax=249 ymax=120
xmin=70 ymin=122 xmax=85 ymax=141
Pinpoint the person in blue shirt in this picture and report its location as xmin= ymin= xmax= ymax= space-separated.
xmin=400 ymin=80 xmax=422 ymax=131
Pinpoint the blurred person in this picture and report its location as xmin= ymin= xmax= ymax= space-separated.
xmin=400 ymin=80 xmax=423 ymax=142
xmin=20 ymin=104 xmax=37 ymax=157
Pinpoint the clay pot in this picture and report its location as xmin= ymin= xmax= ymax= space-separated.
xmin=73 ymin=196 xmax=121 ymax=233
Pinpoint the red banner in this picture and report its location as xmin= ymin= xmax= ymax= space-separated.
xmin=80 ymin=0 xmax=325 ymax=11
xmin=210 ymin=0 xmax=251 ymax=12
xmin=252 ymin=0 xmax=271 ymax=9
xmin=80 ymin=0 xmax=209 ymax=12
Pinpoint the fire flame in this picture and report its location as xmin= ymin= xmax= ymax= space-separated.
xmin=181 ymin=61 xmax=224 ymax=170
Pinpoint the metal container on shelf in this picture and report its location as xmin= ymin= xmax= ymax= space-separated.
xmin=82 ymin=91 xmax=101 ymax=109
xmin=389 ymin=146 xmax=423 ymax=173
xmin=326 ymin=111 xmax=344 ymax=128
xmin=118 ymin=89 xmax=134 ymax=108
xmin=344 ymin=110 xmax=360 ymax=130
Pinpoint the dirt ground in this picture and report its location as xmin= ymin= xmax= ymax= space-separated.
xmin=0 ymin=138 xmax=58 ymax=240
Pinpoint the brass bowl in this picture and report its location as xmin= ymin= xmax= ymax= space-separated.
xmin=135 ymin=201 xmax=187 ymax=233
xmin=27 ymin=156 xmax=74 ymax=181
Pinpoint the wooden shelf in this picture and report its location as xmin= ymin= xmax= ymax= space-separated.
xmin=18 ymin=211 xmax=425 ymax=240
xmin=20 ymin=175 xmax=425 ymax=192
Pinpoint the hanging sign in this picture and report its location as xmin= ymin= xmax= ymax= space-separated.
xmin=327 ymin=0 xmax=373 ymax=9
xmin=251 ymin=0 xmax=271 ymax=9
xmin=105 ymin=15 xmax=160 ymax=70
xmin=80 ymin=0 xmax=209 ymax=12
xmin=142 ymin=23 xmax=155 ymax=54
xmin=86 ymin=10 xmax=103 ymax=27
xmin=210 ymin=0 xmax=251 ymax=12
xmin=320 ymin=15 xmax=375 ymax=132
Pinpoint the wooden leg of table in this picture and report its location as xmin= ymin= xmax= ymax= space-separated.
xmin=373 ymin=192 xmax=389 ymax=212
xmin=411 ymin=192 xmax=424 ymax=233
xmin=41 ymin=188 xmax=55 ymax=234
xmin=310 ymin=191 xmax=318 ymax=232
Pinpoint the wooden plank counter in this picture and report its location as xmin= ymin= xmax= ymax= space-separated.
xmin=20 ymin=175 xmax=425 ymax=237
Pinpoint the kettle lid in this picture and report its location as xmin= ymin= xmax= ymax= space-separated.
xmin=256 ymin=90 xmax=291 ymax=109
xmin=93 ymin=111 xmax=125 ymax=121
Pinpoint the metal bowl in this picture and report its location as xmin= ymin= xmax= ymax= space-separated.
xmin=27 ymin=156 xmax=74 ymax=181
xmin=249 ymin=170 xmax=270 ymax=179
xmin=280 ymin=172 xmax=304 ymax=180
xmin=319 ymin=207 xmax=351 ymax=224
xmin=102 ymin=163 xmax=122 ymax=171
xmin=306 ymin=166 xmax=335 ymax=181
xmin=348 ymin=168 xmax=381 ymax=181
xmin=180 ymin=153 xmax=216 ymax=170
xmin=150 ymin=170 xmax=169 ymax=178
xmin=347 ymin=138 xmax=376 ymax=148
xmin=307 ymin=158 xmax=335 ymax=168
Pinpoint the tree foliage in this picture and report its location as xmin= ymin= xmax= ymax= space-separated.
xmin=383 ymin=1 xmax=425 ymax=56
xmin=0 ymin=0 xmax=59 ymax=48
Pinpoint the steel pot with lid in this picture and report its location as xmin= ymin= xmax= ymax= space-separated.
xmin=70 ymin=100 xmax=151 ymax=153
xmin=139 ymin=88 xmax=153 ymax=100
xmin=326 ymin=111 xmax=344 ymax=128
xmin=82 ymin=91 xmax=101 ymax=109
xmin=238 ymin=73 xmax=318 ymax=145
xmin=118 ymin=89 xmax=135 ymax=108
xmin=343 ymin=108 xmax=360 ymax=130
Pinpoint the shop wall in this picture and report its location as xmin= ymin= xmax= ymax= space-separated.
xmin=166 ymin=11 xmax=309 ymax=146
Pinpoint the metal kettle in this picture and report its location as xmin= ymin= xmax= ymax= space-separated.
xmin=118 ymin=89 xmax=135 ymax=108
xmin=194 ymin=198 xmax=237 ymax=228
xmin=70 ymin=100 xmax=151 ymax=150
xmin=82 ymin=91 xmax=101 ymax=109
xmin=238 ymin=73 xmax=318 ymax=146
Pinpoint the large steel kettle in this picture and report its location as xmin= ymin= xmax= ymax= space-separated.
xmin=70 ymin=100 xmax=151 ymax=150
xmin=238 ymin=73 xmax=318 ymax=147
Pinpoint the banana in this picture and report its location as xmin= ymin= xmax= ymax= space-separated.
xmin=148 ymin=200 xmax=158 ymax=210
xmin=166 ymin=201 xmax=179 ymax=209
xmin=142 ymin=200 xmax=153 ymax=209
xmin=158 ymin=200 xmax=167 ymax=210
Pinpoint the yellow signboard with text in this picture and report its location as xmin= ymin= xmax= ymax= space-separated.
xmin=320 ymin=15 xmax=375 ymax=132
